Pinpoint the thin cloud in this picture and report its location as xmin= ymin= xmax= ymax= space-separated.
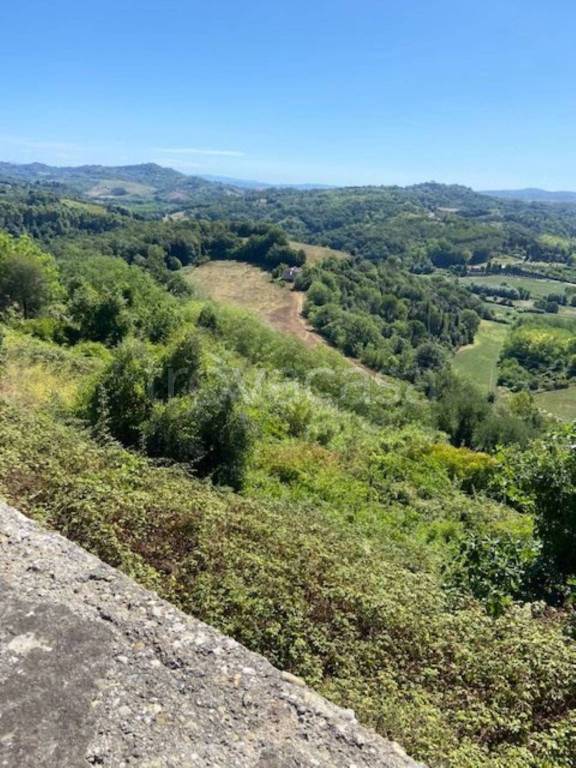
xmin=154 ymin=147 xmax=245 ymax=157
xmin=0 ymin=135 xmax=85 ymax=154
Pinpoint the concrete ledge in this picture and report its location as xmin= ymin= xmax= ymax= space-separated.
xmin=0 ymin=502 xmax=424 ymax=767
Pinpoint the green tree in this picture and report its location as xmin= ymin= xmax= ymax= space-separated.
xmin=69 ymin=282 xmax=131 ymax=345
xmin=88 ymin=339 xmax=158 ymax=445
xmin=497 ymin=427 xmax=576 ymax=592
xmin=414 ymin=341 xmax=445 ymax=372
xmin=0 ymin=232 xmax=61 ymax=318
xmin=193 ymin=381 xmax=254 ymax=489
xmin=156 ymin=332 xmax=203 ymax=399
xmin=434 ymin=374 xmax=491 ymax=448
xmin=197 ymin=303 xmax=220 ymax=332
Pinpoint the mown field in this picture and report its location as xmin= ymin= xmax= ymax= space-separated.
xmin=289 ymin=241 xmax=349 ymax=264
xmin=184 ymin=260 xmax=322 ymax=347
xmin=86 ymin=179 xmax=155 ymax=198
xmin=459 ymin=274 xmax=576 ymax=298
xmin=189 ymin=264 xmax=576 ymax=421
xmin=453 ymin=319 xmax=509 ymax=392
xmin=534 ymin=385 xmax=576 ymax=421
xmin=61 ymin=198 xmax=108 ymax=215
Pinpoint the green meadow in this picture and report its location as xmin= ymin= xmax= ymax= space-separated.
xmin=453 ymin=319 xmax=509 ymax=392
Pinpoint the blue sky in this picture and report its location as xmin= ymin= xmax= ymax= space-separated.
xmin=2 ymin=0 xmax=576 ymax=188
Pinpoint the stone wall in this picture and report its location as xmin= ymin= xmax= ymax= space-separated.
xmin=0 ymin=502 xmax=425 ymax=768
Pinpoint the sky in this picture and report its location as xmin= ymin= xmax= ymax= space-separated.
xmin=2 ymin=0 xmax=576 ymax=188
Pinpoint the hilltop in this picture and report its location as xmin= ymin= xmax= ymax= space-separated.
xmin=0 ymin=161 xmax=237 ymax=210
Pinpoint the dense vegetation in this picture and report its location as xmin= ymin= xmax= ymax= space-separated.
xmin=1 ymin=179 xmax=576 ymax=767
xmin=499 ymin=317 xmax=576 ymax=391
xmin=0 ymin=182 xmax=128 ymax=239
xmin=298 ymin=256 xmax=483 ymax=380
xmin=181 ymin=180 xmax=576 ymax=269
xmin=5 ymin=163 xmax=576 ymax=270
xmin=0 ymin=161 xmax=234 ymax=211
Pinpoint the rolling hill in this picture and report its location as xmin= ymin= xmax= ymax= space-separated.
xmin=482 ymin=187 xmax=576 ymax=204
xmin=0 ymin=161 xmax=236 ymax=207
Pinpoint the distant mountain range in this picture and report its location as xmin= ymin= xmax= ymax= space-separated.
xmin=199 ymin=174 xmax=333 ymax=190
xmin=481 ymin=188 xmax=576 ymax=204
xmin=3 ymin=160 xmax=576 ymax=209
xmin=0 ymin=161 xmax=332 ymax=205
xmin=0 ymin=161 xmax=239 ymax=206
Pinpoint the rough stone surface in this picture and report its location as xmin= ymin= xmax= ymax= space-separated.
xmin=0 ymin=502 xmax=425 ymax=768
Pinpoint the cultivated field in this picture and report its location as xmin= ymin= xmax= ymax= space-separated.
xmin=459 ymin=274 xmax=576 ymax=299
xmin=453 ymin=319 xmax=509 ymax=392
xmin=86 ymin=179 xmax=155 ymax=198
xmin=61 ymin=198 xmax=108 ymax=215
xmin=534 ymin=386 xmax=576 ymax=421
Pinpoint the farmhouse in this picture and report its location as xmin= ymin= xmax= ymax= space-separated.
xmin=282 ymin=266 xmax=302 ymax=282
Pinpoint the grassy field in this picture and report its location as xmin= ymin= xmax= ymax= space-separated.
xmin=453 ymin=320 xmax=509 ymax=392
xmin=534 ymin=386 xmax=576 ymax=421
xmin=290 ymin=241 xmax=349 ymax=265
xmin=61 ymin=198 xmax=108 ymax=215
xmin=86 ymin=179 xmax=155 ymax=199
xmin=184 ymin=260 xmax=321 ymax=346
xmin=459 ymin=274 xmax=576 ymax=298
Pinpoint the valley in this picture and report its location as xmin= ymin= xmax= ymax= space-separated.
xmin=6 ymin=4 xmax=576 ymax=767
xmin=0 ymin=169 xmax=575 ymax=768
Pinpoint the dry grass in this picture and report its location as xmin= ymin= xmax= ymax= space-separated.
xmin=290 ymin=241 xmax=349 ymax=265
xmin=86 ymin=179 xmax=155 ymax=199
xmin=185 ymin=261 xmax=322 ymax=347
xmin=0 ymin=360 xmax=79 ymax=411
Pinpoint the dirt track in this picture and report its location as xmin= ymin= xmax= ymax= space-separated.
xmin=186 ymin=261 xmax=386 ymax=382
xmin=186 ymin=261 xmax=322 ymax=348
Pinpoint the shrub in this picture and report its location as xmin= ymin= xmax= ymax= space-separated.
xmin=447 ymin=532 xmax=538 ymax=616
xmin=156 ymin=332 xmax=203 ymax=399
xmin=145 ymin=381 xmax=254 ymax=490
xmin=0 ymin=400 xmax=575 ymax=768
xmin=493 ymin=426 xmax=576 ymax=597
xmin=427 ymin=443 xmax=497 ymax=492
xmin=197 ymin=303 xmax=220 ymax=332
xmin=86 ymin=339 xmax=158 ymax=445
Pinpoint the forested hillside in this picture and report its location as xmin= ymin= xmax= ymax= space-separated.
xmin=181 ymin=180 xmax=576 ymax=268
xmin=0 ymin=161 xmax=240 ymax=212
xmin=5 ymin=162 xmax=576 ymax=270
xmin=1 ymin=179 xmax=576 ymax=767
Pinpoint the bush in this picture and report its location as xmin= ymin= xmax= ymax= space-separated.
xmin=498 ymin=358 xmax=536 ymax=391
xmin=62 ymin=256 xmax=179 ymax=345
xmin=156 ymin=332 xmax=203 ymax=400
xmin=493 ymin=426 xmax=576 ymax=598
xmin=146 ymin=381 xmax=254 ymax=490
xmin=427 ymin=443 xmax=497 ymax=492
xmin=447 ymin=532 xmax=538 ymax=615
xmin=87 ymin=339 xmax=158 ymax=445
xmin=1 ymin=400 xmax=576 ymax=768
xmin=145 ymin=396 xmax=202 ymax=464
xmin=197 ymin=303 xmax=220 ymax=333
